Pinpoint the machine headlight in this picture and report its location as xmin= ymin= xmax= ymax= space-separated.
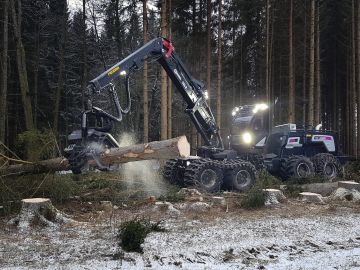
xmin=204 ymin=90 xmax=209 ymax=100
xmin=242 ymin=132 xmax=253 ymax=144
xmin=231 ymin=107 xmax=239 ymax=116
xmin=253 ymin=103 xmax=269 ymax=114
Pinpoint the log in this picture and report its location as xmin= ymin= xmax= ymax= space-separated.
xmin=0 ymin=136 xmax=190 ymax=176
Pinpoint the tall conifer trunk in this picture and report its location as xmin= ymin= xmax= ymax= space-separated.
xmin=288 ymin=0 xmax=295 ymax=123
xmin=308 ymin=0 xmax=315 ymax=126
xmin=0 ymin=0 xmax=9 ymax=145
xmin=143 ymin=0 xmax=149 ymax=142
xmin=160 ymin=0 xmax=168 ymax=140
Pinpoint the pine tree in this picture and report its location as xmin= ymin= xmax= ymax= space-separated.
xmin=216 ymin=0 xmax=222 ymax=127
xmin=288 ymin=0 xmax=295 ymax=123
xmin=160 ymin=0 xmax=168 ymax=140
xmin=0 ymin=0 xmax=9 ymax=145
xmin=206 ymin=0 xmax=212 ymax=103
xmin=10 ymin=0 xmax=34 ymax=132
xmin=308 ymin=0 xmax=315 ymax=126
xmin=143 ymin=0 xmax=149 ymax=143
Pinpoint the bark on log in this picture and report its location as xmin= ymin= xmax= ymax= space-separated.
xmin=0 ymin=136 xmax=190 ymax=176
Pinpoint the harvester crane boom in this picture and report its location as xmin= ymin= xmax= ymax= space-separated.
xmin=87 ymin=37 xmax=223 ymax=148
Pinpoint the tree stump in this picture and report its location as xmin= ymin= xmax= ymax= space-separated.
xmin=11 ymin=198 xmax=73 ymax=230
xmin=338 ymin=181 xmax=360 ymax=192
xmin=299 ymin=192 xmax=325 ymax=204
xmin=263 ymin=189 xmax=286 ymax=205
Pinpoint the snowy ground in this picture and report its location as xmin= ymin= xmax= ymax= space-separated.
xmin=1 ymin=200 xmax=360 ymax=270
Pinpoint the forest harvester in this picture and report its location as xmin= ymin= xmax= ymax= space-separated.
xmin=229 ymin=104 xmax=347 ymax=180
xmin=64 ymin=37 xmax=346 ymax=193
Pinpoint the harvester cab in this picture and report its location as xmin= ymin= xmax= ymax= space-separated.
xmin=228 ymin=103 xmax=270 ymax=169
xmin=229 ymin=103 xmax=269 ymax=153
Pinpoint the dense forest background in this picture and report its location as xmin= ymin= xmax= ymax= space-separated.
xmin=0 ymin=0 xmax=359 ymax=159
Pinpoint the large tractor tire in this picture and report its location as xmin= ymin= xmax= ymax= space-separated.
xmin=163 ymin=159 xmax=185 ymax=186
xmin=183 ymin=159 xmax=223 ymax=193
xmin=280 ymin=155 xmax=315 ymax=180
xmin=224 ymin=161 xmax=257 ymax=192
xmin=311 ymin=153 xmax=342 ymax=181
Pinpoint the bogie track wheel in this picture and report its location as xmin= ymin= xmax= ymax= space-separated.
xmin=280 ymin=156 xmax=315 ymax=180
xmin=163 ymin=159 xmax=185 ymax=186
xmin=184 ymin=159 xmax=223 ymax=193
xmin=311 ymin=153 xmax=342 ymax=181
xmin=225 ymin=162 xmax=256 ymax=192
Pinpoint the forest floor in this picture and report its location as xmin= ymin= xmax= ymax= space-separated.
xmin=1 ymin=166 xmax=360 ymax=270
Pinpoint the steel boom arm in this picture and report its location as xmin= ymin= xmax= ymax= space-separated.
xmin=87 ymin=37 xmax=223 ymax=148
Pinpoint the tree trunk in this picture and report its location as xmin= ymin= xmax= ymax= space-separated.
xmin=302 ymin=0 xmax=307 ymax=126
xmin=191 ymin=126 xmax=197 ymax=155
xmin=308 ymin=0 xmax=315 ymax=126
xmin=352 ymin=0 xmax=357 ymax=155
xmin=232 ymin=4 xmax=236 ymax=107
xmin=143 ymin=0 xmax=149 ymax=142
xmin=160 ymin=0 xmax=168 ymax=140
xmin=265 ymin=0 xmax=270 ymax=102
xmin=53 ymin=5 xmax=67 ymax=133
xmin=239 ymin=26 xmax=243 ymax=105
xmin=357 ymin=0 xmax=360 ymax=156
xmin=10 ymin=0 xmax=34 ymax=132
xmin=33 ymin=25 xmax=40 ymax=129
xmin=0 ymin=136 xmax=190 ymax=176
xmin=288 ymin=0 xmax=295 ymax=123
xmin=167 ymin=0 xmax=172 ymax=138
xmin=81 ymin=0 xmax=87 ymax=110
xmin=314 ymin=1 xmax=321 ymax=125
xmin=0 ymin=0 xmax=9 ymax=145
xmin=216 ymin=0 xmax=222 ymax=127
xmin=206 ymin=0 xmax=212 ymax=103
xmin=11 ymin=198 xmax=73 ymax=230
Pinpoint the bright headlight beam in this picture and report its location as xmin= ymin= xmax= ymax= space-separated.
xmin=242 ymin=132 xmax=253 ymax=144
xmin=204 ymin=90 xmax=209 ymax=100
xmin=253 ymin=103 xmax=269 ymax=114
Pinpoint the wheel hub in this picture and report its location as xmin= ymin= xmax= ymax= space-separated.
xmin=297 ymin=163 xmax=310 ymax=177
xmin=200 ymin=169 xmax=217 ymax=188
xmin=235 ymin=170 xmax=252 ymax=188
xmin=324 ymin=163 xmax=336 ymax=178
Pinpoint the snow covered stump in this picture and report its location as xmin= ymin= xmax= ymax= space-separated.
xmin=11 ymin=198 xmax=73 ymax=231
xmin=263 ymin=189 xmax=286 ymax=205
xmin=337 ymin=181 xmax=360 ymax=192
xmin=299 ymin=192 xmax=325 ymax=204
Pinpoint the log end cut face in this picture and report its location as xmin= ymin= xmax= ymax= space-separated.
xmin=178 ymin=136 xmax=191 ymax=157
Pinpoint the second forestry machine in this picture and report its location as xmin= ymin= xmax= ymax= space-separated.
xmin=64 ymin=37 xmax=256 ymax=192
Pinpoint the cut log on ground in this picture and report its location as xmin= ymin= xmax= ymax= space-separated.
xmin=0 ymin=136 xmax=190 ymax=176
xmin=9 ymin=198 xmax=73 ymax=230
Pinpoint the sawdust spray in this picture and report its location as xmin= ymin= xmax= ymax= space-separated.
xmin=117 ymin=133 xmax=166 ymax=196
